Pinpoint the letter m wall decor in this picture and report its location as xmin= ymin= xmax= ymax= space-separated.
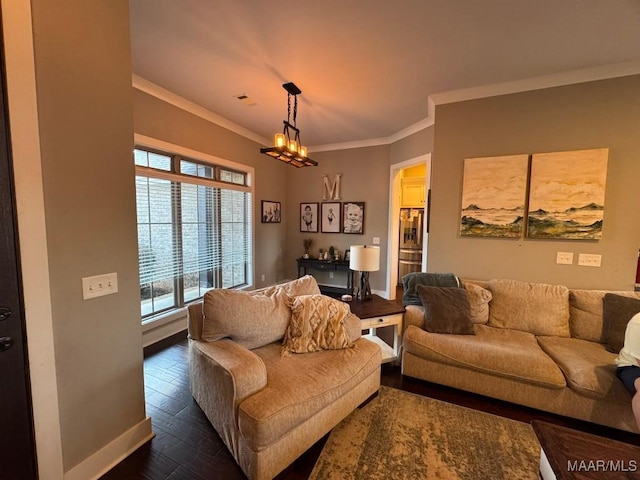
xmin=322 ymin=174 xmax=342 ymax=200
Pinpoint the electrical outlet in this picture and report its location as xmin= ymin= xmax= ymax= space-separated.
xmin=82 ymin=272 xmax=118 ymax=300
xmin=556 ymin=252 xmax=573 ymax=265
xmin=578 ymin=253 xmax=602 ymax=267
xmin=261 ymin=274 xmax=265 ymax=282
xmin=372 ymin=237 xmax=380 ymax=245
xmin=329 ymin=272 xmax=334 ymax=279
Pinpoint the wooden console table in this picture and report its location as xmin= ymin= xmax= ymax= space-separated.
xmin=296 ymin=257 xmax=354 ymax=296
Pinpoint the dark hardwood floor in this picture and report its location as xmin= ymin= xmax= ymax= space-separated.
xmin=101 ymin=332 xmax=640 ymax=480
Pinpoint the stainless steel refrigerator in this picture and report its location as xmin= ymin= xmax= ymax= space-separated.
xmin=398 ymin=208 xmax=424 ymax=284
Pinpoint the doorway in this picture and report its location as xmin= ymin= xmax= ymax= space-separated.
xmin=386 ymin=154 xmax=431 ymax=300
xmin=0 ymin=17 xmax=38 ymax=479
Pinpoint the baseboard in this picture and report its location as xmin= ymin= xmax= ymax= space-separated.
xmin=142 ymin=313 xmax=187 ymax=347
xmin=144 ymin=329 xmax=188 ymax=357
xmin=64 ymin=417 xmax=154 ymax=480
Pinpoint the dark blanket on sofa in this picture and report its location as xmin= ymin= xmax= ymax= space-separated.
xmin=402 ymin=272 xmax=461 ymax=306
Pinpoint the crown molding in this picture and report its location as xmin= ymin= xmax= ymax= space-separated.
xmin=132 ymin=75 xmax=271 ymax=146
xmin=133 ymin=61 xmax=640 ymax=154
xmin=430 ymin=60 xmax=640 ymax=106
xmin=309 ymin=136 xmax=391 ymax=153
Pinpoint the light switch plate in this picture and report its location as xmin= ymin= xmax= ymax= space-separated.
xmin=578 ymin=253 xmax=602 ymax=267
xmin=556 ymin=252 xmax=573 ymax=265
xmin=82 ymin=272 xmax=118 ymax=300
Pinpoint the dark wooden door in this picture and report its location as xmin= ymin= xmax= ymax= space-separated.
xmin=0 ymin=9 xmax=38 ymax=479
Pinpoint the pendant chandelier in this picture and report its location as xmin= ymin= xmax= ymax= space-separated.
xmin=260 ymin=82 xmax=318 ymax=167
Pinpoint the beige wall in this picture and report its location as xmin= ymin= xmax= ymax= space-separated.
xmin=29 ymin=0 xmax=147 ymax=471
xmin=390 ymin=126 xmax=434 ymax=166
xmin=284 ymin=146 xmax=391 ymax=292
xmin=429 ymin=75 xmax=640 ymax=290
xmin=5 ymin=0 xmax=151 ymax=474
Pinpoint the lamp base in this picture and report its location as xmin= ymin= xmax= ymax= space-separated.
xmin=356 ymin=271 xmax=373 ymax=301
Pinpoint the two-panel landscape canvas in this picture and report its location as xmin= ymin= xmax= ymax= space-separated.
xmin=460 ymin=148 xmax=608 ymax=240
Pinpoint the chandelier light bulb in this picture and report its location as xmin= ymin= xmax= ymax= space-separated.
xmin=274 ymin=133 xmax=285 ymax=148
xmin=299 ymin=146 xmax=307 ymax=157
xmin=289 ymin=140 xmax=298 ymax=153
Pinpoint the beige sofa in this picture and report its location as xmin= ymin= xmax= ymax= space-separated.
xmin=401 ymin=278 xmax=640 ymax=433
xmin=187 ymin=276 xmax=381 ymax=480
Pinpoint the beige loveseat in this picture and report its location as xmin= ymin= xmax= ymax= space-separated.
xmin=402 ymin=278 xmax=640 ymax=433
xmin=187 ymin=276 xmax=381 ymax=480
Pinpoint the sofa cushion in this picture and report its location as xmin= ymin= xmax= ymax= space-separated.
xmin=237 ymin=339 xmax=381 ymax=449
xmin=403 ymin=324 xmax=566 ymax=389
xmin=537 ymin=336 xmax=624 ymax=400
xmin=202 ymin=288 xmax=292 ymax=348
xmin=282 ymin=294 xmax=354 ymax=355
xmin=603 ymin=293 xmax=640 ymax=353
xmin=569 ymin=289 xmax=640 ymax=343
xmin=417 ymin=285 xmax=474 ymax=335
xmin=488 ymin=279 xmax=570 ymax=337
xmin=464 ymin=282 xmax=492 ymax=324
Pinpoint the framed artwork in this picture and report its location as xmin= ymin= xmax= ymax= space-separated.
xmin=261 ymin=200 xmax=281 ymax=223
xmin=300 ymin=202 xmax=319 ymax=232
xmin=527 ymin=148 xmax=608 ymax=240
xmin=321 ymin=202 xmax=341 ymax=233
xmin=343 ymin=202 xmax=365 ymax=234
xmin=460 ymin=154 xmax=529 ymax=238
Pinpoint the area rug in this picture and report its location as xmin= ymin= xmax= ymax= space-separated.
xmin=309 ymin=386 xmax=540 ymax=480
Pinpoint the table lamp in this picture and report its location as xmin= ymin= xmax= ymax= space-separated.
xmin=349 ymin=245 xmax=380 ymax=301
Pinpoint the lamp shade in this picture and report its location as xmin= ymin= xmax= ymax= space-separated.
xmin=349 ymin=245 xmax=380 ymax=272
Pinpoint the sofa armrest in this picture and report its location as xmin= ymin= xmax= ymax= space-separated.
xmin=190 ymin=339 xmax=267 ymax=434
xmin=187 ymin=301 xmax=204 ymax=341
xmin=404 ymin=305 xmax=425 ymax=330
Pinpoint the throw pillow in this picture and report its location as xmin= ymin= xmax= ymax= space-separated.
xmin=282 ymin=294 xmax=353 ymax=355
xmin=402 ymin=272 xmax=461 ymax=306
xmin=202 ymin=288 xmax=292 ymax=349
xmin=602 ymin=293 xmax=640 ymax=353
xmin=277 ymin=275 xmax=322 ymax=297
xmin=416 ymin=285 xmax=475 ymax=335
xmin=464 ymin=282 xmax=492 ymax=324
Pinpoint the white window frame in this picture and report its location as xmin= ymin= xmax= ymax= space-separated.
xmin=134 ymin=134 xmax=255 ymax=326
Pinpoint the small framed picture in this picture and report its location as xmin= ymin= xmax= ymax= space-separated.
xmin=261 ymin=200 xmax=281 ymax=223
xmin=300 ymin=203 xmax=319 ymax=232
xmin=321 ymin=202 xmax=341 ymax=233
xmin=343 ymin=202 xmax=365 ymax=234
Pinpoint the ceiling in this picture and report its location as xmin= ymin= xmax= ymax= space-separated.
xmin=129 ymin=0 xmax=640 ymax=150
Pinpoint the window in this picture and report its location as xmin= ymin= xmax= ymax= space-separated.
xmin=135 ymin=147 xmax=253 ymax=320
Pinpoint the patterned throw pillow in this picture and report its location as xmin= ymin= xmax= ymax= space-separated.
xmin=282 ymin=294 xmax=354 ymax=356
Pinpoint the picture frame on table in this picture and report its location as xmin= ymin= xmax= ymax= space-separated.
xmin=300 ymin=202 xmax=319 ymax=233
xmin=321 ymin=202 xmax=341 ymax=233
xmin=342 ymin=202 xmax=365 ymax=234
xmin=261 ymin=200 xmax=281 ymax=223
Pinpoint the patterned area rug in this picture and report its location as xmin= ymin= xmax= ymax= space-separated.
xmin=310 ymin=386 xmax=540 ymax=480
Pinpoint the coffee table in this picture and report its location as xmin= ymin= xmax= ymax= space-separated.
xmin=532 ymin=420 xmax=640 ymax=479
xmin=346 ymin=295 xmax=405 ymax=363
